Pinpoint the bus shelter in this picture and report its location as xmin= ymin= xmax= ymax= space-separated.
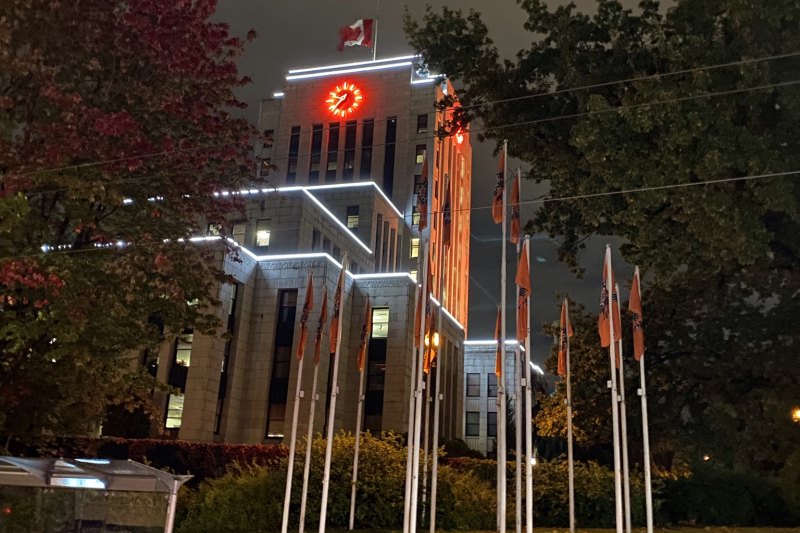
xmin=0 ymin=457 xmax=191 ymax=533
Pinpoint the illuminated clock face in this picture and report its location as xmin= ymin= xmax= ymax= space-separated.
xmin=326 ymin=81 xmax=363 ymax=117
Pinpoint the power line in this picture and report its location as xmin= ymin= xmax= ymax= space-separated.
xmin=5 ymin=51 xmax=799 ymax=180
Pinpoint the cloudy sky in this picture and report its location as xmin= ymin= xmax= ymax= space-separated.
xmin=215 ymin=0 xmax=639 ymax=365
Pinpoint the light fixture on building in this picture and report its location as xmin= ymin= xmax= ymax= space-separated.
xmin=792 ymin=408 xmax=800 ymax=422
xmin=703 ymin=454 xmax=711 ymax=461
xmin=326 ymin=81 xmax=363 ymax=117
xmin=424 ymin=329 xmax=440 ymax=349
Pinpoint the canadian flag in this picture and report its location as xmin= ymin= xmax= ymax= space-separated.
xmin=338 ymin=19 xmax=374 ymax=51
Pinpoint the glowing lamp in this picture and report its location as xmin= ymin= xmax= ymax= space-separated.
xmin=792 ymin=408 xmax=800 ymax=422
xmin=424 ymin=330 xmax=440 ymax=349
xmin=325 ymin=81 xmax=364 ymax=117
xmin=703 ymin=454 xmax=710 ymax=461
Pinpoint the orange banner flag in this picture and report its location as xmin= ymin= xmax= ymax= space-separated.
xmin=492 ymin=146 xmax=505 ymax=224
xmin=558 ymin=300 xmax=574 ymax=377
xmin=629 ymin=267 xmax=645 ymax=361
xmin=330 ymin=254 xmax=347 ymax=355
xmin=423 ymin=310 xmax=437 ymax=374
xmin=314 ymin=286 xmax=328 ymax=365
xmin=414 ymin=252 xmax=433 ymax=348
xmin=296 ymin=270 xmax=314 ymax=360
xmin=598 ymin=250 xmax=622 ymax=348
xmin=494 ymin=306 xmax=502 ymax=377
xmin=417 ymin=152 xmax=429 ymax=232
xmin=357 ymin=294 xmax=372 ymax=371
xmin=515 ymin=241 xmax=531 ymax=343
xmin=510 ymin=170 xmax=520 ymax=243
xmin=442 ymin=175 xmax=452 ymax=249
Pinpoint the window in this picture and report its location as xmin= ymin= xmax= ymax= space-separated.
xmin=389 ymin=229 xmax=396 ymax=272
xmin=488 ymin=373 xmax=498 ymax=398
xmin=309 ymin=124 xmax=323 ymax=184
xmin=207 ymin=223 xmax=221 ymax=236
xmin=326 ymin=122 xmax=340 ymax=181
xmin=435 ymin=148 xmax=439 ymax=169
xmin=287 ymin=126 xmax=300 ymax=184
xmin=215 ymin=284 xmax=238 ymax=434
xmin=383 ymin=117 xmax=397 ymax=199
xmin=346 ymin=206 xmax=359 ymax=231
xmin=333 ymin=245 xmax=340 ymax=259
xmin=466 ymin=412 xmax=480 ymax=437
xmin=412 ymin=206 xmax=420 ymax=227
xmin=410 ymin=269 xmax=417 ymax=281
xmin=260 ymin=158 xmax=271 ymax=176
xmin=414 ymin=174 xmax=422 ymax=195
xmin=343 ymin=120 xmax=357 ymax=181
xmin=487 ymin=412 xmax=498 ymax=437
xmin=466 ymin=373 xmax=480 ymax=397
xmin=365 ymin=307 xmax=389 ymax=431
xmin=175 ymin=333 xmax=193 ymax=366
xmin=415 ymin=144 xmax=426 ymax=164
xmin=410 ymin=238 xmax=419 ymax=259
xmin=266 ymin=290 xmax=297 ymax=438
xmin=166 ymin=329 xmax=193 ymax=430
xmin=417 ymin=114 xmax=428 ymax=134
xmin=232 ymin=222 xmax=246 ymax=245
xmin=165 ymin=395 xmax=185 ymax=429
xmin=360 ymin=119 xmax=374 ymax=180
xmin=375 ymin=214 xmax=383 ymax=272
xmin=262 ymin=129 xmax=274 ymax=148
xmin=372 ymin=308 xmax=389 ymax=339
xmin=312 ymin=230 xmax=321 ymax=251
xmin=255 ymin=219 xmax=271 ymax=248
xmin=322 ymin=237 xmax=331 ymax=253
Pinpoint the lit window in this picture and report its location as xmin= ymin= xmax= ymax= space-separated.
xmin=175 ymin=334 xmax=193 ymax=366
xmin=410 ymin=269 xmax=417 ymax=281
xmin=255 ymin=219 xmax=271 ymax=248
xmin=165 ymin=395 xmax=184 ymax=429
xmin=410 ymin=238 xmax=419 ymax=259
xmin=412 ymin=206 xmax=420 ymax=227
xmin=207 ymin=224 xmax=221 ymax=236
xmin=232 ymin=222 xmax=246 ymax=245
xmin=371 ymin=308 xmax=389 ymax=339
xmin=415 ymin=144 xmax=426 ymax=164
xmin=346 ymin=206 xmax=359 ymax=230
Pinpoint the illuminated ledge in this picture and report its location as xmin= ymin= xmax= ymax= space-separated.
xmin=464 ymin=339 xmax=526 ymax=351
xmin=288 ymin=55 xmax=419 ymax=75
xmin=286 ymin=61 xmax=414 ymax=81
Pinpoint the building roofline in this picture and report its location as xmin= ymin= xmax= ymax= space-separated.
xmin=288 ymin=55 xmax=420 ymax=75
xmin=286 ymin=60 xmax=415 ymax=81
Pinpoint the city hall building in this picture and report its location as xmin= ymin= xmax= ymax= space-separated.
xmin=141 ymin=56 xmax=474 ymax=445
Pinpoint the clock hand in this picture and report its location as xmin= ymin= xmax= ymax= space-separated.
xmin=332 ymin=93 xmax=348 ymax=111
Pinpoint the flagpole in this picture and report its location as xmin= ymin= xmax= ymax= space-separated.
xmin=635 ymin=267 xmax=654 ymax=533
xmin=605 ymin=245 xmax=624 ymax=533
xmin=514 ymin=169 xmax=522 ymax=533
xmin=498 ymin=139 xmax=508 ymax=533
xmin=403 ymin=248 xmax=421 ymax=533
xmin=281 ymin=270 xmax=312 ymax=533
xmin=319 ymin=254 xmax=348 ymax=533
xmin=523 ymin=235 xmax=533 ymax=533
xmin=299 ymin=357 xmax=321 ymax=533
xmin=349 ymin=309 xmax=369 ymax=531
xmin=409 ymin=240 xmax=430 ymax=533
xmin=372 ymin=0 xmax=379 ymax=61
xmin=429 ymin=174 xmax=448 ymax=533
xmin=420 ymin=368 xmax=431 ymax=525
xmin=616 ymin=283 xmax=632 ymax=533
xmin=565 ymin=299 xmax=575 ymax=533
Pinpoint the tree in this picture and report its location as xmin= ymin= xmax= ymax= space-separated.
xmin=0 ymin=0 xmax=258 ymax=443
xmin=405 ymin=0 xmax=800 ymax=475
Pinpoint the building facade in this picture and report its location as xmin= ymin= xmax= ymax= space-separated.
xmin=139 ymin=57 xmax=472 ymax=446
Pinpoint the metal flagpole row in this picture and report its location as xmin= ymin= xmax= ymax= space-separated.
xmin=298 ymin=358 xmax=321 ymax=533
xmin=634 ymin=266 xmax=655 ymax=533
xmin=403 ymin=247 xmax=422 ymax=533
xmin=349 ymin=340 xmax=369 ymax=530
xmin=605 ymin=246 xmax=624 ymax=533
xmin=616 ymin=283 xmax=632 ymax=533
xmin=523 ymin=235 xmax=534 ymax=533
xmin=514 ymin=180 xmax=522 ymax=533
xmin=498 ymin=139 xmax=508 ymax=533
xmin=420 ymin=370 xmax=431 ymax=524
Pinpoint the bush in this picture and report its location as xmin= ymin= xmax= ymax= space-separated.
xmin=441 ymin=438 xmax=484 ymax=459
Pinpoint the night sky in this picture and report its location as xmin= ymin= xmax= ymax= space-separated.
xmin=215 ymin=0 xmax=637 ymax=366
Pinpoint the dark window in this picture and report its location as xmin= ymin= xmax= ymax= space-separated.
xmin=343 ymin=120 xmax=357 ymax=181
xmin=414 ymin=174 xmax=422 ymax=194
xmin=466 ymin=412 xmax=480 ymax=437
xmin=326 ymin=122 xmax=340 ymax=182
xmin=415 ymin=144 xmax=426 ymax=164
xmin=287 ymin=126 xmax=300 ymax=184
xmin=389 ymin=228 xmax=396 ymax=272
xmin=263 ymin=129 xmax=274 ymax=148
xmin=360 ymin=119 xmax=374 ymax=180
xmin=375 ymin=214 xmax=383 ymax=272
xmin=323 ymin=237 xmax=331 ymax=253
xmin=487 ymin=412 xmax=498 ymax=437
xmin=365 ymin=307 xmax=389 ymax=432
xmin=382 ymin=117 xmax=397 ymax=199
xmin=467 ymin=373 xmax=480 ymax=397
xmin=488 ymin=373 xmax=498 ymax=398
xmin=266 ymin=290 xmax=297 ymax=438
xmin=435 ymin=148 xmax=439 ymax=169
xmin=333 ymin=245 xmax=340 ymax=260
xmin=215 ymin=284 xmax=239 ymax=434
xmin=309 ymin=124 xmax=323 ymax=184
xmin=417 ymin=114 xmax=428 ymax=134
xmin=346 ymin=206 xmax=359 ymax=233
xmin=381 ymin=221 xmax=389 ymax=273
xmin=312 ymin=230 xmax=321 ymax=251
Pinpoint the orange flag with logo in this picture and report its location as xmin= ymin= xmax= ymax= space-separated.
xmin=314 ymin=286 xmax=328 ymax=365
xmin=558 ymin=300 xmax=574 ymax=377
xmin=296 ymin=270 xmax=314 ymax=360
xmin=357 ymin=294 xmax=372 ymax=371
xmin=417 ymin=152 xmax=429 ymax=231
xmin=330 ymin=253 xmax=347 ymax=355
xmin=630 ymin=267 xmax=645 ymax=361
xmin=492 ymin=146 xmax=505 ymax=224
xmin=494 ymin=306 xmax=502 ymax=377
xmin=598 ymin=248 xmax=622 ymax=348
xmin=414 ymin=251 xmax=433 ymax=348
xmin=510 ymin=170 xmax=521 ymax=243
xmin=423 ymin=310 xmax=437 ymax=374
xmin=515 ymin=241 xmax=531 ymax=343
xmin=442 ymin=175 xmax=452 ymax=249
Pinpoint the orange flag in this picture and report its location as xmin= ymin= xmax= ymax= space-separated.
xmin=492 ymin=146 xmax=505 ymax=224
xmin=442 ymin=175 xmax=452 ymax=249
xmin=357 ymin=294 xmax=372 ymax=371
xmin=314 ymin=286 xmax=328 ymax=365
xmin=629 ymin=267 xmax=645 ymax=361
xmin=494 ymin=306 xmax=502 ymax=377
xmin=558 ymin=300 xmax=574 ymax=377
xmin=598 ymin=249 xmax=622 ymax=348
xmin=510 ymin=170 xmax=520 ymax=243
xmin=414 ymin=252 xmax=433 ymax=348
xmin=515 ymin=241 xmax=531 ymax=343
xmin=330 ymin=254 xmax=347 ymax=355
xmin=296 ymin=270 xmax=314 ymax=360
xmin=423 ymin=310 xmax=437 ymax=374
xmin=417 ymin=152 xmax=429 ymax=231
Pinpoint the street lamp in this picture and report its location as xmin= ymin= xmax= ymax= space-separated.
xmin=424 ymin=329 xmax=440 ymax=349
xmin=792 ymin=408 xmax=800 ymax=422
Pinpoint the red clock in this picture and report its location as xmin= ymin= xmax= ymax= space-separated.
xmin=326 ymin=81 xmax=363 ymax=117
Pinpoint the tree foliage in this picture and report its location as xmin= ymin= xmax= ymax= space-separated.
xmin=405 ymin=0 xmax=800 ymax=476
xmin=0 ymin=0 xmax=258 ymax=442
